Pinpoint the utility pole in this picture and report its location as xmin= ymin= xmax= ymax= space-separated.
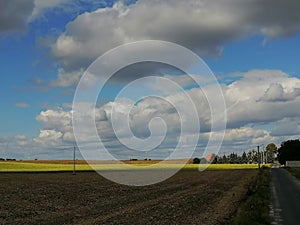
xmin=73 ymin=146 xmax=76 ymax=175
xmin=262 ymin=144 xmax=265 ymax=164
xmin=257 ymin=145 xmax=260 ymax=169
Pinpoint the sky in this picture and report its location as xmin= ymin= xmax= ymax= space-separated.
xmin=1 ymin=0 xmax=300 ymax=160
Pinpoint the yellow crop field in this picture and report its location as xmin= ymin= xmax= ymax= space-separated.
xmin=0 ymin=161 xmax=271 ymax=172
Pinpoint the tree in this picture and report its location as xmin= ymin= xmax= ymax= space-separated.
xmin=222 ymin=155 xmax=228 ymax=164
xmin=266 ymin=143 xmax=277 ymax=163
xmin=266 ymin=143 xmax=277 ymax=153
xmin=277 ymin=139 xmax=300 ymax=165
xmin=211 ymin=155 xmax=218 ymax=164
xmin=228 ymin=152 xmax=238 ymax=164
xmin=241 ymin=152 xmax=248 ymax=163
xmin=247 ymin=150 xmax=258 ymax=164
xmin=193 ymin=157 xmax=200 ymax=164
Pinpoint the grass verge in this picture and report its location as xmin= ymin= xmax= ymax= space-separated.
xmin=284 ymin=167 xmax=300 ymax=180
xmin=229 ymin=167 xmax=272 ymax=225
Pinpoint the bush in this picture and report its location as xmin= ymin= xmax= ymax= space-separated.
xmin=193 ymin=157 xmax=200 ymax=164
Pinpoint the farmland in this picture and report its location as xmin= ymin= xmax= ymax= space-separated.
xmin=0 ymin=161 xmax=267 ymax=172
xmin=0 ymin=169 xmax=259 ymax=225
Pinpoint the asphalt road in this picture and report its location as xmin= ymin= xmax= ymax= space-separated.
xmin=271 ymin=168 xmax=300 ymax=225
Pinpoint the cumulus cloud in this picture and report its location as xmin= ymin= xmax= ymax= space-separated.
xmin=34 ymin=129 xmax=63 ymax=145
xmin=34 ymin=109 xmax=73 ymax=147
xmin=223 ymin=127 xmax=270 ymax=145
xmin=49 ymin=0 xmax=300 ymax=87
xmin=33 ymin=70 xmax=300 ymax=156
xmin=0 ymin=0 xmax=34 ymax=33
xmin=224 ymin=70 xmax=300 ymax=128
xmin=260 ymin=83 xmax=300 ymax=102
xmin=36 ymin=108 xmax=73 ymax=132
xmin=7 ymin=69 xmax=295 ymax=159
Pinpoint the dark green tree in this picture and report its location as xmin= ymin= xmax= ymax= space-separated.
xmin=193 ymin=157 xmax=200 ymax=164
xmin=228 ymin=152 xmax=238 ymax=164
xmin=241 ymin=151 xmax=248 ymax=163
xmin=277 ymin=139 xmax=300 ymax=165
xmin=211 ymin=155 xmax=218 ymax=164
xmin=222 ymin=154 xmax=228 ymax=164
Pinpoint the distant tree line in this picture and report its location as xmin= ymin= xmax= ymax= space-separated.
xmin=0 ymin=158 xmax=16 ymax=161
xmin=193 ymin=143 xmax=277 ymax=164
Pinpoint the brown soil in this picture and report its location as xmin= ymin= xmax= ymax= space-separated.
xmin=0 ymin=170 xmax=258 ymax=225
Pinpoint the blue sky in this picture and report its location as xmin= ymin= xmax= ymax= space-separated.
xmin=1 ymin=0 xmax=300 ymax=160
xmin=207 ymin=34 xmax=300 ymax=76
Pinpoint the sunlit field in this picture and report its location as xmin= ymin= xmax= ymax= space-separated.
xmin=0 ymin=161 xmax=271 ymax=172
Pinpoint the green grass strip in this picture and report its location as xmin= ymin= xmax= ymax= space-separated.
xmin=284 ymin=167 xmax=300 ymax=180
xmin=229 ymin=167 xmax=272 ymax=225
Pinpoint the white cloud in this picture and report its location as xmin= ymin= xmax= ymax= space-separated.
xmin=260 ymin=83 xmax=300 ymax=102
xmin=223 ymin=127 xmax=270 ymax=144
xmin=224 ymin=70 xmax=300 ymax=128
xmin=33 ymin=129 xmax=64 ymax=147
xmin=62 ymin=131 xmax=75 ymax=142
xmin=49 ymin=0 xmax=300 ymax=87
xmin=34 ymin=70 xmax=300 ymax=155
xmin=36 ymin=108 xmax=72 ymax=132
xmin=6 ymin=69 xmax=300 ymax=159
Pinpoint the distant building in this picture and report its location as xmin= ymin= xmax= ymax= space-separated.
xmin=286 ymin=161 xmax=300 ymax=167
xmin=205 ymin=154 xmax=218 ymax=164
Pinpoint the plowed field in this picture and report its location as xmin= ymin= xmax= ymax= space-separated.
xmin=0 ymin=170 xmax=258 ymax=225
